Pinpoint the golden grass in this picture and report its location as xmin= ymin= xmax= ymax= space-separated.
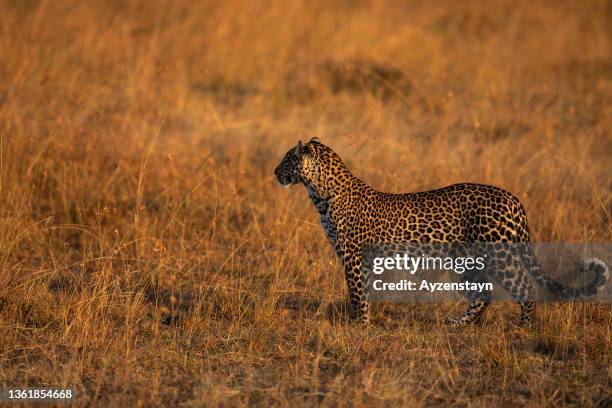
xmin=0 ymin=0 xmax=610 ymax=406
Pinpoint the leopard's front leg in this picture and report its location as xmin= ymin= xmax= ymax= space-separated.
xmin=342 ymin=255 xmax=370 ymax=324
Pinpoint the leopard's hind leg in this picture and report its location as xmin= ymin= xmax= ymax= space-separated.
xmin=447 ymin=265 xmax=492 ymax=326
xmin=491 ymin=244 xmax=536 ymax=327
xmin=445 ymin=245 xmax=492 ymax=326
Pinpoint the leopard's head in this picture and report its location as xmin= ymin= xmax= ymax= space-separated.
xmin=274 ymin=138 xmax=349 ymax=195
xmin=274 ymin=140 xmax=306 ymax=187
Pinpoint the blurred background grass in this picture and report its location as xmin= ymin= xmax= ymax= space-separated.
xmin=0 ymin=0 xmax=610 ymax=406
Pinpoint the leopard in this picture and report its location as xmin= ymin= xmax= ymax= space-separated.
xmin=274 ymin=138 xmax=609 ymax=326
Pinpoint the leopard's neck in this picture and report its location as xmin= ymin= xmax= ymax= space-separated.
xmin=304 ymin=174 xmax=374 ymax=251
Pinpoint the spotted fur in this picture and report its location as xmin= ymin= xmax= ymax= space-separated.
xmin=274 ymin=138 xmax=609 ymax=326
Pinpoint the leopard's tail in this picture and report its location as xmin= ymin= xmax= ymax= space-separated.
xmin=520 ymin=246 xmax=609 ymax=300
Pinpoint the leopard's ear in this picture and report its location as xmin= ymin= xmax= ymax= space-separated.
xmin=294 ymin=140 xmax=304 ymax=158
xmin=309 ymin=137 xmax=320 ymax=144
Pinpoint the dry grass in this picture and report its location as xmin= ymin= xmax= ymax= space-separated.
xmin=0 ymin=0 xmax=611 ymax=406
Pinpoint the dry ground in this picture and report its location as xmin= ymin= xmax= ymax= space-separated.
xmin=0 ymin=0 xmax=611 ymax=406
